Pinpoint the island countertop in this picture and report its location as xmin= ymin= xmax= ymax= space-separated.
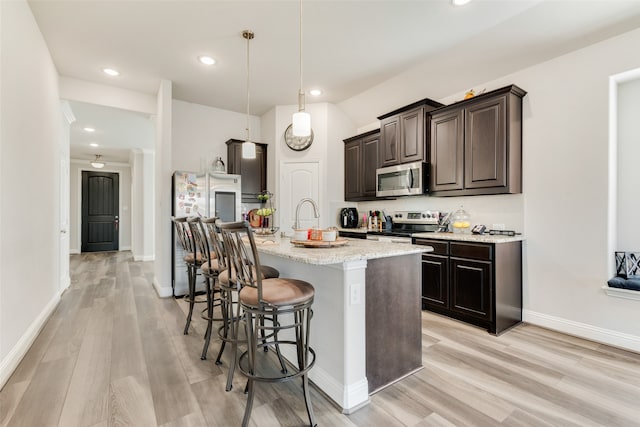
xmin=252 ymin=236 xmax=431 ymax=265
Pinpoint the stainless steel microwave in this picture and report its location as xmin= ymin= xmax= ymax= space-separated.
xmin=376 ymin=161 xmax=428 ymax=197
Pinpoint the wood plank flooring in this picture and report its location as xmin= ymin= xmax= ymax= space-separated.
xmin=2 ymin=251 xmax=639 ymax=426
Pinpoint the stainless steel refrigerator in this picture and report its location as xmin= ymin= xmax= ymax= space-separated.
xmin=171 ymin=171 xmax=241 ymax=296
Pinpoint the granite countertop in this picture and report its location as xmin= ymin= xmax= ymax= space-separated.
xmin=412 ymin=231 xmax=524 ymax=244
xmin=252 ymin=236 xmax=431 ymax=265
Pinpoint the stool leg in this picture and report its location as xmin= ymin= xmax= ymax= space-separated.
xmin=297 ymin=308 xmax=316 ymax=427
xmin=200 ymin=275 xmax=213 ymax=360
xmin=215 ymin=286 xmax=229 ymax=366
xmin=225 ymin=295 xmax=243 ymax=392
xmin=183 ymin=264 xmax=195 ymax=335
xmin=242 ymin=310 xmax=258 ymax=427
xmin=272 ymin=314 xmax=288 ymax=374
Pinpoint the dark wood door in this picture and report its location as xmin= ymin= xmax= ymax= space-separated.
xmin=226 ymin=139 xmax=267 ymax=203
xmin=421 ymin=254 xmax=449 ymax=309
xmin=82 ymin=171 xmax=119 ymax=252
xmin=429 ymin=109 xmax=464 ymax=191
xmin=344 ymin=140 xmax=362 ymax=201
xmin=450 ymin=257 xmax=492 ymax=321
xmin=379 ymin=117 xmax=399 ymax=167
xmin=399 ymin=107 xmax=424 ymax=164
xmin=361 ymin=132 xmax=380 ymax=198
xmin=464 ymin=95 xmax=507 ymax=189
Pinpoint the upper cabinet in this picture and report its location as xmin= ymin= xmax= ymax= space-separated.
xmin=226 ymin=139 xmax=267 ymax=203
xmin=377 ymin=98 xmax=444 ymax=167
xmin=428 ymin=85 xmax=526 ymax=196
xmin=344 ymin=130 xmax=380 ymax=201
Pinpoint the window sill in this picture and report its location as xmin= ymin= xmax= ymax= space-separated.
xmin=602 ymin=285 xmax=640 ymax=301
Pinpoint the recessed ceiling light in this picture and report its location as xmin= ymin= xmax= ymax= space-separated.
xmin=452 ymin=0 xmax=472 ymax=5
xmin=309 ymin=89 xmax=322 ymax=96
xmin=198 ymin=56 xmax=216 ymax=66
xmin=102 ymin=68 xmax=120 ymax=76
xmin=83 ymin=127 xmax=95 ymax=132
xmin=90 ymin=143 xmax=99 ymax=147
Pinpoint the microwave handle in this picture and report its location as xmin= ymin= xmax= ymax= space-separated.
xmin=407 ymin=168 xmax=414 ymax=189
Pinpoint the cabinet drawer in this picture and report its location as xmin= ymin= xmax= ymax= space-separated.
xmin=450 ymin=242 xmax=492 ymax=261
xmin=414 ymin=239 xmax=449 ymax=255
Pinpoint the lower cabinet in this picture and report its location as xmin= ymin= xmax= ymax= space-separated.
xmin=416 ymin=238 xmax=522 ymax=335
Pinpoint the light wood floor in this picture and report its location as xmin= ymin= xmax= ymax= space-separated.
xmin=2 ymin=251 xmax=640 ymax=426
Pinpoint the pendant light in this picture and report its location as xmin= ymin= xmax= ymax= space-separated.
xmin=242 ymin=30 xmax=256 ymax=159
xmin=292 ymin=0 xmax=311 ymax=137
xmin=90 ymin=154 xmax=105 ymax=169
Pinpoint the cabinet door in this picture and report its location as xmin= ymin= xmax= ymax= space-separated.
xmin=464 ymin=95 xmax=506 ymax=189
xmin=362 ymin=133 xmax=380 ymax=198
xmin=399 ymin=107 xmax=424 ymax=164
xmin=429 ymin=109 xmax=464 ymax=191
xmin=421 ymin=254 xmax=449 ymax=309
xmin=344 ymin=140 xmax=363 ymax=201
xmin=379 ymin=117 xmax=399 ymax=167
xmin=450 ymin=257 xmax=492 ymax=321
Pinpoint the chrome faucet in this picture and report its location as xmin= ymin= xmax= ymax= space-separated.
xmin=294 ymin=198 xmax=320 ymax=230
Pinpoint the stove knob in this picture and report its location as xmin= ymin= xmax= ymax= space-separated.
xmin=422 ymin=213 xmax=427 ymax=218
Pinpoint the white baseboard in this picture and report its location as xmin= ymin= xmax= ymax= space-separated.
xmin=523 ymin=309 xmax=640 ymax=353
xmin=153 ymin=276 xmax=173 ymax=298
xmin=0 ymin=292 xmax=61 ymax=389
xmin=69 ymin=248 xmax=80 ymax=254
xmin=120 ymin=246 xmax=131 ymax=251
xmin=133 ymin=254 xmax=155 ymax=262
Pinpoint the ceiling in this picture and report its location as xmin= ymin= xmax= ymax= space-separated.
xmin=28 ymin=0 xmax=640 ymax=162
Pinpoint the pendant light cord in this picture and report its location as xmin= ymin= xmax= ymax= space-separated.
xmin=246 ymin=32 xmax=250 ymax=142
xmin=244 ymin=30 xmax=254 ymax=142
xmin=298 ymin=0 xmax=305 ymax=112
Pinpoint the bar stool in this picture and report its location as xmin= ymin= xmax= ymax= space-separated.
xmin=187 ymin=217 xmax=225 ymax=360
xmin=216 ymin=227 xmax=280 ymax=392
xmin=171 ymin=216 xmax=205 ymax=335
xmin=219 ymin=221 xmax=316 ymax=427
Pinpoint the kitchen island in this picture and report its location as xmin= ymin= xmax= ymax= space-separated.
xmin=253 ymin=237 xmax=431 ymax=413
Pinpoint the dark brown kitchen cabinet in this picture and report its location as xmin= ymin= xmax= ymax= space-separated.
xmin=428 ymin=84 xmax=526 ymax=196
xmin=429 ymin=109 xmax=464 ymax=191
xmin=344 ymin=130 xmax=380 ymax=201
xmin=226 ymin=139 xmax=267 ymax=203
xmin=378 ymin=98 xmax=444 ymax=168
xmin=421 ymin=253 xmax=449 ymax=308
xmin=414 ymin=237 xmax=522 ymax=335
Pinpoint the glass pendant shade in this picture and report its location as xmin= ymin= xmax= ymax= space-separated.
xmin=292 ymin=110 xmax=311 ymax=137
xmin=242 ymin=141 xmax=256 ymax=159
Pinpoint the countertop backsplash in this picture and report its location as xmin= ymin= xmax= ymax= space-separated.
xmin=352 ymin=193 xmax=524 ymax=233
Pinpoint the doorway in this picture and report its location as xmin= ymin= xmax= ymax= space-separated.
xmin=81 ymin=170 xmax=119 ymax=252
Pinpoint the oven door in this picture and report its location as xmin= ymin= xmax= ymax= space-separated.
xmin=376 ymin=161 xmax=427 ymax=197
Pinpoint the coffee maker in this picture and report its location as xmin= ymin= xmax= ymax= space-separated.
xmin=340 ymin=207 xmax=359 ymax=228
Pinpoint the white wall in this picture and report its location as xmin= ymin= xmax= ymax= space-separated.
xmin=68 ymin=161 xmax=132 ymax=253
xmin=266 ymin=103 xmax=357 ymax=230
xmin=131 ymin=149 xmax=155 ymax=261
xmin=171 ymin=99 xmax=261 ymax=173
xmin=341 ymin=27 xmax=640 ymax=350
xmin=0 ymin=0 xmax=64 ymax=384
xmin=617 ymin=78 xmax=640 ymax=251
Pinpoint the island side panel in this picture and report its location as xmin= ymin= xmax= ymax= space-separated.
xmin=259 ymin=253 xmax=370 ymax=412
xmin=366 ymin=253 xmax=422 ymax=393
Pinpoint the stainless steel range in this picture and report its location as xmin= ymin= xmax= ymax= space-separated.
xmin=366 ymin=210 xmax=441 ymax=243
